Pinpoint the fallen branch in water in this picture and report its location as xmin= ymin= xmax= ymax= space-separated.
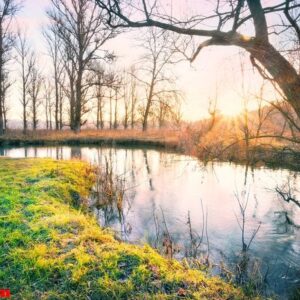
xmin=275 ymin=187 xmax=300 ymax=208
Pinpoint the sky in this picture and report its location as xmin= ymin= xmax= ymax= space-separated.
xmin=8 ymin=0 xmax=281 ymax=123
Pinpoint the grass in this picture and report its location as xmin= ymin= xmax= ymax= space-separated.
xmin=0 ymin=158 xmax=249 ymax=299
xmin=0 ymin=129 xmax=182 ymax=150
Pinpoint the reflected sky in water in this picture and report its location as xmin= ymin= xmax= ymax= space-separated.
xmin=1 ymin=145 xmax=299 ymax=298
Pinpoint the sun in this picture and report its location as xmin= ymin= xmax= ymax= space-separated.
xmin=219 ymin=103 xmax=243 ymax=117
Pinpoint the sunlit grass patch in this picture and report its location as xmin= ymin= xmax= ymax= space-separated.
xmin=0 ymin=157 xmax=247 ymax=299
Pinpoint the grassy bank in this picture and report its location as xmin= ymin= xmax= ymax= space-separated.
xmin=0 ymin=158 xmax=246 ymax=299
xmin=0 ymin=129 xmax=181 ymax=150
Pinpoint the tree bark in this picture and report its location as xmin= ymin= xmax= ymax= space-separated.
xmin=242 ymin=39 xmax=300 ymax=119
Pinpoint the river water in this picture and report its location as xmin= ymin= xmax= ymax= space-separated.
xmin=1 ymin=145 xmax=299 ymax=298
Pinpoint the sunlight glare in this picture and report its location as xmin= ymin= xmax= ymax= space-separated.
xmin=219 ymin=102 xmax=243 ymax=117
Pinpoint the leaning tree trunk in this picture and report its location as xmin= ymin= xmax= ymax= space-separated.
xmin=245 ymin=0 xmax=300 ymax=120
xmin=246 ymin=41 xmax=300 ymax=119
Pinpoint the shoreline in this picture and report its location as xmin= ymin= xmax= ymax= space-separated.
xmin=0 ymin=129 xmax=180 ymax=150
xmin=0 ymin=129 xmax=299 ymax=171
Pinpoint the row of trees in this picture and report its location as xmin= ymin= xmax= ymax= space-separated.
xmin=2 ymin=0 xmax=299 ymax=137
xmin=0 ymin=0 xmax=183 ymax=134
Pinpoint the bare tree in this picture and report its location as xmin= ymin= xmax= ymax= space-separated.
xmin=109 ymin=86 xmax=113 ymax=129
xmin=171 ymin=100 xmax=183 ymax=129
xmin=92 ymin=64 xmax=106 ymax=129
xmin=43 ymin=25 xmax=64 ymax=130
xmin=105 ymin=70 xmax=118 ymax=129
xmin=207 ymin=84 xmax=222 ymax=133
xmin=43 ymin=79 xmax=54 ymax=130
xmin=123 ymin=89 xmax=129 ymax=129
xmin=16 ymin=31 xmax=34 ymax=133
xmin=28 ymin=60 xmax=43 ymax=130
xmin=1 ymin=70 xmax=11 ymax=129
xmin=95 ymin=0 xmax=300 ymax=125
xmin=47 ymin=0 xmax=115 ymax=132
xmin=155 ymin=92 xmax=182 ymax=129
xmin=61 ymin=43 xmax=76 ymax=129
xmin=136 ymin=28 xmax=178 ymax=131
xmin=122 ymin=71 xmax=130 ymax=129
xmin=113 ymin=76 xmax=121 ymax=129
xmin=0 ymin=0 xmax=20 ymax=135
xmin=235 ymin=190 xmax=261 ymax=252
xmin=58 ymin=74 xmax=65 ymax=129
xmin=238 ymin=81 xmax=275 ymax=164
xmin=129 ymin=66 xmax=138 ymax=129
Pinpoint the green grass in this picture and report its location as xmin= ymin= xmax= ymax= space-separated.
xmin=0 ymin=158 xmax=248 ymax=299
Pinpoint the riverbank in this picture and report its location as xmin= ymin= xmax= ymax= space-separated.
xmin=0 ymin=129 xmax=299 ymax=170
xmin=0 ymin=158 xmax=246 ymax=299
xmin=0 ymin=129 xmax=181 ymax=149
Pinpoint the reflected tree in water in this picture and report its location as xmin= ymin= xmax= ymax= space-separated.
xmin=70 ymin=147 xmax=82 ymax=159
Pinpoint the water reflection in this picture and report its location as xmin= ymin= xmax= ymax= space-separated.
xmin=0 ymin=145 xmax=299 ymax=298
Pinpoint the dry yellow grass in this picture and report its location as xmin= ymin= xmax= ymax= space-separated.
xmin=0 ymin=129 xmax=182 ymax=148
